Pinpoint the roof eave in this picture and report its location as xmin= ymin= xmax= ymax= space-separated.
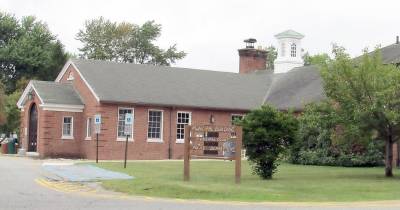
xmin=99 ymin=100 xmax=251 ymax=112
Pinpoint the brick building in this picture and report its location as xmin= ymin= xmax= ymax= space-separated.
xmin=16 ymin=30 xmax=400 ymax=161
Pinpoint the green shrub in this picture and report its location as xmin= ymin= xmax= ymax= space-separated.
xmin=290 ymin=102 xmax=384 ymax=167
xmin=241 ymin=105 xmax=298 ymax=179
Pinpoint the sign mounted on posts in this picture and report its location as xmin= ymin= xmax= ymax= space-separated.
xmin=183 ymin=125 xmax=242 ymax=184
xmin=94 ymin=114 xmax=101 ymax=134
xmin=124 ymin=113 xmax=133 ymax=136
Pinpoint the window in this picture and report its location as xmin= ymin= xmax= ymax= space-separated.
xmin=86 ymin=117 xmax=92 ymax=139
xmin=62 ymin=116 xmax=73 ymax=139
xmin=290 ymin=43 xmax=297 ymax=57
xmin=67 ymin=71 xmax=74 ymax=81
xmin=281 ymin=42 xmax=286 ymax=57
xmin=147 ymin=110 xmax=163 ymax=141
xmin=231 ymin=114 xmax=243 ymax=125
xmin=176 ymin=112 xmax=191 ymax=143
xmin=117 ymin=108 xmax=134 ymax=139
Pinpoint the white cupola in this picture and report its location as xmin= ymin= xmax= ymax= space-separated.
xmin=273 ymin=29 xmax=304 ymax=73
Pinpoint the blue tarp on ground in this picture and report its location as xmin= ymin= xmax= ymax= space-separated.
xmin=42 ymin=164 xmax=134 ymax=182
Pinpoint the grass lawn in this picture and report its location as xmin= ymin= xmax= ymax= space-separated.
xmin=96 ymin=160 xmax=400 ymax=202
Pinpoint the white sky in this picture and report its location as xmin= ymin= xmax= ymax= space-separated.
xmin=1 ymin=0 xmax=399 ymax=73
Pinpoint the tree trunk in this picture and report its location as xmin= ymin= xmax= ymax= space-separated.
xmin=397 ymin=142 xmax=400 ymax=168
xmin=385 ymin=137 xmax=394 ymax=177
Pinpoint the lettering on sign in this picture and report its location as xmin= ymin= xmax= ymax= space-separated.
xmin=189 ymin=125 xmax=238 ymax=158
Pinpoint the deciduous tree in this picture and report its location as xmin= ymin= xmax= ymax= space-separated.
xmin=76 ymin=17 xmax=186 ymax=66
xmin=321 ymin=46 xmax=400 ymax=177
xmin=0 ymin=12 xmax=68 ymax=93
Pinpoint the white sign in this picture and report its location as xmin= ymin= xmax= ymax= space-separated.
xmin=94 ymin=114 xmax=101 ymax=125
xmin=124 ymin=113 xmax=133 ymax=136
xmin=94 ymin=114 xmax=101 ymax=134
xmin=125 ymin=113 xmax=133 ymax=125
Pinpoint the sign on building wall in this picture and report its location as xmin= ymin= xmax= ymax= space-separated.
xmin=183 ymin=125 xmax=242 ymax=184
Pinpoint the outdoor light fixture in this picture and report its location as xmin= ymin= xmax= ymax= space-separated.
xmin=209 ymin=114 xmax=215 ymax=124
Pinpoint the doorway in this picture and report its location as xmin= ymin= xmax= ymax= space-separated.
xmin=28 ymin=104 xmax=38 ymax=152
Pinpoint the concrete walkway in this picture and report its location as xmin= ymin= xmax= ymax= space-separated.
xmin=1 ymin=155 xmax=400 ymax=210
xmin=42 ymin=163 xmax=133 ymax=181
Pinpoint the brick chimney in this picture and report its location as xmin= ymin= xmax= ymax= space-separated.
xmin=238 ymin=38 xmax=267 ymax=74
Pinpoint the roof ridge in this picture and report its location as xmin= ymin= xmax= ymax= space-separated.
xmin=32 ymin=80 xmax=73 ymax=86
xmin=72 ymin=58 xmax=241 ymax=75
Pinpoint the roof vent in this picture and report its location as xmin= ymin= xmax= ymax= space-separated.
xmin=244 ymin=38 xmax=257 ymax=49
xmin=397 ymin=36 xmax=399 ymax=44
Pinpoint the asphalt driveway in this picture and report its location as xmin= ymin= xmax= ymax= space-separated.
xmin=0 ymin=155 xmax=399 ymax=210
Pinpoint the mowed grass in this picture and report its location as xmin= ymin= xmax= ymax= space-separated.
xmin=96 ymin=160 xmax=400 ymax=202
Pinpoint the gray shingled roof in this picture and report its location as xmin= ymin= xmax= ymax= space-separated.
xmin=32 ymin=80 xmax=83 ymax=105
xmin=263 ymin=65 xmax=326 ymax=110
xmin=374 ymin=43 xmax=400 ymax=64
xmin=72 ymin=59 xmax=272 ymax=110
xmin=46 ymin=42 xmax=400 ymax=111
xmin=353 ymin=43 xmax=400 ymax=65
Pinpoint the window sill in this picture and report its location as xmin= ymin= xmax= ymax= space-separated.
xmin=147 ymin=139 xmax=163 ymax=143
xmin=117 ymin=138 xmax=134 ymax=142
xmin=176 ymin=139 xmax=184 ymax=144
xmin=61 ymin=136 xmax=74 ymax=140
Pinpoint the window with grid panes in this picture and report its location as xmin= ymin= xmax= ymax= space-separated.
xmin=148 ymin=110 xmax=162 ymax=139
xmin=118 ymin=108 xmax=133 ymax=138
xmin=177 ymin=112 xmax=191 ymax=141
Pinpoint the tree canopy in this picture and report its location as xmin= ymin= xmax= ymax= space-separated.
xmin=0 ymin=12 xmax=68 ymax=93
xmin=321 ymin=45 xmax=400 ymax=177
xmin=265 ymin=45 xmax=277 ymax=70
xmin=303 ymin=52 xmax=331 ymax=66
xmin=76 ymin=17 xmax=186 ymax=66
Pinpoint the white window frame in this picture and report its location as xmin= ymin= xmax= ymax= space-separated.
xmin=67 ymin=71 xmax=74 ymax=81
xmin=62 ymin=116 xmax=74 ymax=139
xmin=85 ymin=117 xmax=92 ymax=140
xmin=290 ymin=43 xmax=297 ymax=57
xmin=117 ymin=107 xmax=134 ymax=141
xmin=147 ymin=109 xmax=163 ymax=143
xmin=176 ymin=111 xmax=192 ymax=144
xmin=231 ymin=114 xmax=244 ymax=125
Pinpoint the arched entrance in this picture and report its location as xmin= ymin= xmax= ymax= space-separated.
xmin=28 ymin=104 xmax=38 ymax=152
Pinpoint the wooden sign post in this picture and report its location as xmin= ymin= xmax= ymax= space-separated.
xmin=183 ymin=125 xmax=242 ymax=184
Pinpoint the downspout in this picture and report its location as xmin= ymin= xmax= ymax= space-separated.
xmin=168 ymin=106 xmax=174 ymax=159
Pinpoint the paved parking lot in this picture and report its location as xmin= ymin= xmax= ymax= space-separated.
xmin=1 ymin=155 xmax=399 ymax=210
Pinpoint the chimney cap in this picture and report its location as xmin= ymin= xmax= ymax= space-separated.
xmin=244 ymin=38 xmax=257 ymax=48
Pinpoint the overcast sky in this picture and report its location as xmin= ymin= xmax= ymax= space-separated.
xmin=1 ymin=0 xmax=399 ymax=73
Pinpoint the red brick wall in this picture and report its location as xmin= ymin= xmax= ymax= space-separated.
xmin=20 ymin=63 xmax=245 ymax=160
xmin=59 ymin=64 xmax=101 ymax=158
xmin=20 ymin=93 xmax=84 ymax=158
xmin=79 ymin=103 xmax=244 ymax=160
xmin=238 ymin=48 xmax=267 ymax=74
